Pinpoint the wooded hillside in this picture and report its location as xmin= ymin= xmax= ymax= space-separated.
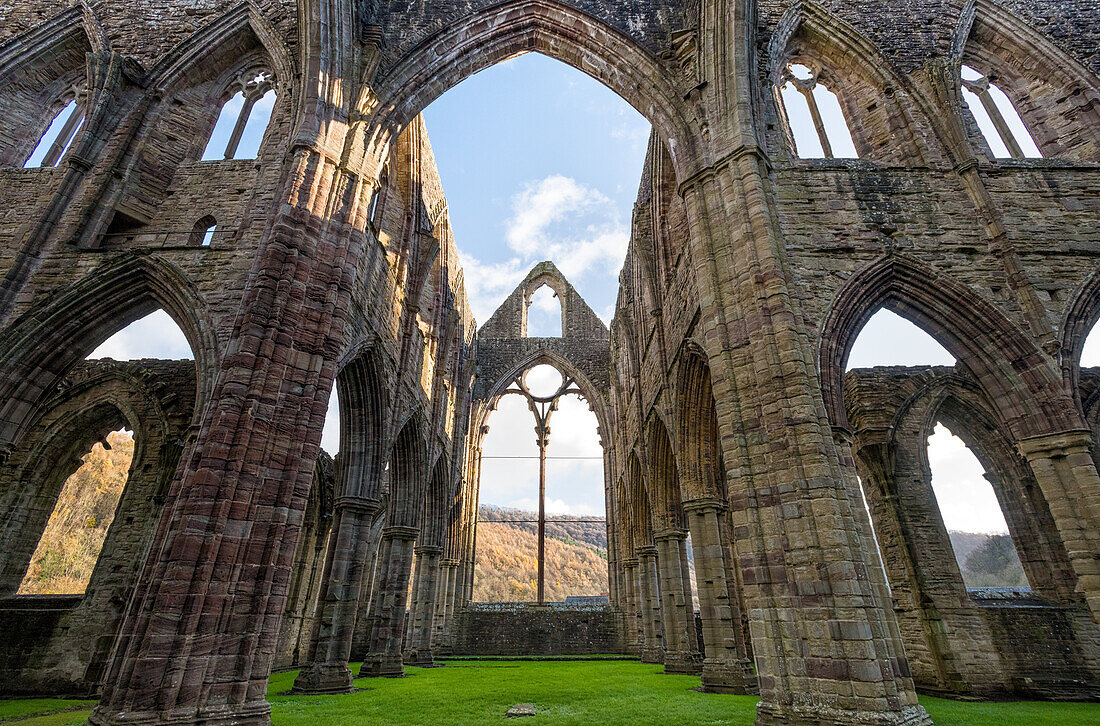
xmin=473 ymin=505 xmax=609 ymax=602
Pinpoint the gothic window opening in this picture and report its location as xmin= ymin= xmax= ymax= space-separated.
xmin=475 ymin=364 xmax=607 ymax=603
xmin=525 ymin=285 xmax=563 ymax=337
xmin=24 ymin=98 xmax=85 ymax=168
xmin=846 ymin=308 xmax=955 ymax=370
xmin=960 ymin=64 xmax=1043 ymax=159
xmin=369 ymin=168 xmax=388 ymax=229
xmin=778 ymin=62 xmax=858 ymax=159
xmin=87 ymin=309 xmax=194 ymax=362
xmin=17 ymin=429 xmax=135 ymax=595
xmin=190 ymin=216 xmax=217 ymax=247
xmin=927 ymin=422 xmax=1030 ymax=589
xmin=201 ymin=70 xmax=276 ymax=161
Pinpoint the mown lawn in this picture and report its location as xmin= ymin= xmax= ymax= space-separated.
xmin=2 ymin=660 xmax=1099 ymax=725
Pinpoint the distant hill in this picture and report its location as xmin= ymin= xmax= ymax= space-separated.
xmin=474 ymin=505 xmax=608 ymax=602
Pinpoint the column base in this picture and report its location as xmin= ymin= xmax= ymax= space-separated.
xmin=756 ymin=702 xmax=932 ymax=726
xmin=640 ymin=647 xmax=664 ymax=664
xmin=289 ymin=662 xmax=355 ymax=694
xmin=663 ymin=651 xmax=704 ymax=675
xmin=358 ymin=654 xmax=405 ymax=678
xmin=88 ymin=699 xmax=272 ymax=726
xmin=701 ymin=659 xmax=757 ymax=694
xmin=402 ymin=649 xmax=435 ymax=667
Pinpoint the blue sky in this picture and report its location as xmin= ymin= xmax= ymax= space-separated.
xmin=421 ymin=53 xmax=650 ymax=324
xmin=87 ymin=52 xmax=1086 ymax=540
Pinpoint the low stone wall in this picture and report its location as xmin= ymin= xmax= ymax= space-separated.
xmin=973 ymin=589 xmax=1100 ymax=700
xmin=451 ymin=604 xmax=627 ymax=656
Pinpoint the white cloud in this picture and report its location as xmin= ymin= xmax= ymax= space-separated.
xmin=928 ymin=423 xmax=1008 ymax=535
xmin=457 ymin=175 xmax=629 ymax=326
xmin=88 ymin=310 xmax=194 ymax=360
xmin=457 ymin=253 xmax=529 ymax=323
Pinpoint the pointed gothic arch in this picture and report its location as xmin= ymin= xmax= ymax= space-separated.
xmin=765 ymin=0 xmax=939 ymax=164
xmin=0 ymin=255 xmax=219 ymax=449
xmin=675 ymin=343 xmax=725 ymax=502
xmin=0 ymin=7 xmax=92 ymax=168
xmin=820 ymin=254 xmax=1078 ymax=437
xmin=953 ymin=0 xmax=1100 ymax=161
xmin=367 ymin=0 xmax=697 ymax=181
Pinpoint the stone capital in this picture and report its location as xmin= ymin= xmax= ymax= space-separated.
xmin=414 ymin=545 xmax=444 ymax=556
xmin=635 ymin=545 xmax=659 ymax=558
xmin=653 ymin=527 xmax=688 ymax=542
xmin=334 ymin=494 xmax=383 ymax=516
xmin=682 ymin=497 xmax=727 ymax=514
xmin=1016 ymin=430 xmax=1093 ymax=460
xmin=382 ymin=525 xmax=420 ymax=541
xmin=621 ymin=557 xmax=640 ymax=568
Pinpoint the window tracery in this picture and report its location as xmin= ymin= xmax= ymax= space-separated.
xmin=24 ymin=95 xmax=85 ymax=169
xmin=777 ymin=62 xmax=858 ymax=159
xmin=960 ymin=64 xmax=1043 ymax=159
xmin=201 ymin=69 xmax=276 ymax=161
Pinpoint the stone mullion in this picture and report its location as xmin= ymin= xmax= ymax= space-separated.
xmin=965 ymin=80 xmax=1026 ymax=160
xmin=681 ymin=152 xmax=929 ymax=724
xmin=291 ymin=497 xmax=384 ymax=694
xmin=683 ymin=498 xmax=754 ymax=693
xmin=87 ymin=139 xmax=365 ymax=726
xmin=1018 ymin=433 xmax=1100 ymax=621
xmin=635 ymin=546 xmax=663 ymax=663
xmin=360 ymin=526 xmax=419 ymax=677
xmin=797 ymin=84 xmax=834 ymax=158
xmin=654 ymin=529 xmax=702 ymax=675
xmin=404 ymin=544 xmax=443 ymax=665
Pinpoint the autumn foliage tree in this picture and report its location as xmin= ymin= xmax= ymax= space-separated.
xmin=19 ymin=430 xmax=134 ymax=595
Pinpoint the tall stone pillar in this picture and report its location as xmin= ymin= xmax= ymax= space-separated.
xmin=434 ymin=558 xmax=460 ymax=654
xmin=679 ymin=150 xmax=930 ymax=724
xmin=683 ymin=498 xmax=755 ymax=693
xmin=654 ymin=529 xmax=702 ymax=674
xmin=292 ymin=497 xmax=383 ymax=693
xmin=621 ymin=558 xmax=642 ymax=655
xmin=360 ymin=526 xmax=419 ymax=677
xmin=636 ymin=546 xmax=664 ymax=664
xmin=1019 ymin=432 xmax=1100 ymax=621
xmin=86 ymin=119 xmax=372 ymax=723
xmin=404 ymin=545 xmax=443 ymax=666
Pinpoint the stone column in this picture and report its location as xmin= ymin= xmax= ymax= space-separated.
xmin=292 ymin=497 xmax=383 ymax=693
xmin=679 ymin=150 xmax=930 ymax=724
xmin=360 ymin=526 xmax=419 ymax=677
xmin=683 ymin=498 xmax=755 ymax=693
xmin=621 ymin=558 xmax=642 ymax=655
xmin=654 ymin=529 xmax=702 ymax=674
xmin=636 ymin=546 xmax=664 ymax=664
xmin=433 ymin=558 xmax=460 ymax=654
xmin=1018 ymin=431 xmax=1100 ymax=621
xmin=85 ymin=98 xmax=372 ymax=722
xmin=404 ymin=545 xmax=443 ymax=666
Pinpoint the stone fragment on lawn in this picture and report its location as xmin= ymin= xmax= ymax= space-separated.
xmin=506 ymin=703 xmax=537 ymax=717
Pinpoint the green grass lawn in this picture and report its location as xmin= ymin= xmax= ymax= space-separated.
xmin=2 ymin=660 xmax=1099 ymax=725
